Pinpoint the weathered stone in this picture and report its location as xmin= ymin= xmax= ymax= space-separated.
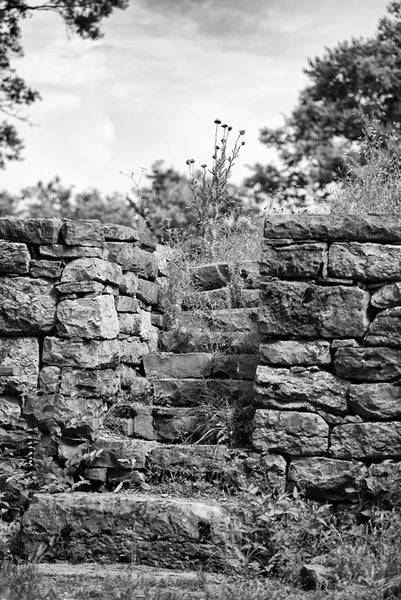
xmin=366 ymin=307 xmax=401 ymax=346
xmin=182 ymin=288 xmax=231 ymax=311
xmin=92 ymin=436 xmax=157 ymax=469
xmin=371 ymin=282 xmax=401 ymax=310
xmin=103 ymin=223 xmax=139 ymax=242
xmin=115 ymin=296 xmax=139 ymax=313
xmin=59 ymin=368 xmax=120 ymax=400
xmin=260 ymin=340 xmax=331 ymax=366
xmin=148 ymin=444 xmax=229 ymax=474
xmin=190 ymin=263 xmax=231 ymax=290
xmin=0 ymin=217 xmax=62 ymax=244
xmin=57 ymin=296 xmax=119 ymax=340
xmin=237 ymin=261 xmax=261 ymax=289
xmin=211 ymin=354 xmax=258 ymax=380
xmin=330 ymin=422 xmax=401 ymax=459
xmin=0 ymin=337 xmax=39 ymax=394
xmin=288 ymin=457 xmax=367 ymax=501
xmin=61 ymin=258 xmax=122 ymax=286
xmin=119 ymin=272 xmax=138 ymax=296
xmin=55 ymin=281 xmax=105 ymax=295
xmin=262 ymin=241 xmax=326 ymax=278
xmin=43 ymin=338 xmax=120 ymax=369
xmin=204 ymin=308 xmax=259 ymax=332
xmin=160 ymin=329 xmax=262 ymax=354
xmin=39 ymin=366 xmax=61 ymax=394
xmin=328 ymin=242 xmax=401 ymax=282
xmin=152 ymin=408 xmax=195 ymax=442
xmin=331 ymin=339 xmax=359 ymax=348
xmin=130 ymin=405 xmax=154 ymax=440
xmin=259 ymin=281 xmax=369 ymax=339
xmin=137 ymin=227 xmax=157 ymax=251
xmin=119 ymin=338 xmax=149 ymax=365
xmin=61 ymin=220 xmax=104 ymax=247
xmin=0 ymin=241 xmax=30 ymax=274
xmin=84 ymin=467 xmax=108 ymax=482
xmin=0 ymin=277 xmax=57 ymax=335
xmin=300 ymin=564 xmax=337 ymax=591
xmin=118 ymin=310 xmax=152 ymax=340
xmin=19 ymin=492 xmax=240 ymax=569
xmin=349 ymin=383 xmax=401 ymax=420
xmin=263 ymin=214 xmax=401 ymax=242
xmin=107 ymin=243 xmax=158 ymax=280
xmin=252 ymin=409 xmax=329 ymax=456
xmin=0 ymin=396 xmax=21 ymax=426
xmin=151 ymin=313 xmax=164 ymax=328
xmin=143 ymin=352 xmax=213 ymax=379
xmin=118 ymin=366 xmax=142 ymax=394
xmin=30 ymin=260 xmax=62 ymax=279
xmin=152 ymin=379 xmax=254 ymax=407
xmin=137 ymin=278 xmax=159 ymax=306
xmin=233 ymin=289 xmax=260 ymax=308
xmin=255 ymin=366 xmax=348 ymax=415
xmin=334 ymin=347 xmax=401 ymax=381
xmin=365 ymin=462 xmax=401 ymax=502
xmin=39 ymin=245 xmax=108 ymax=259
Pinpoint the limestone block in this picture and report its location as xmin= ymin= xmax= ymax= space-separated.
xmin=0 ymin=337 xmax=39 ymax=394
xmin=119 ymin=338 xmax=150 ymax=365
xmin=43 ymin=338 xmax=120 ymax=369
xmin=39 ymin=245 xmax=107 ymax=259
xmin=211 ymin=354 xmax=258 ymax=380
xmin=55 ymin=281 xmax=105 ymax=295
xmin=349 ymin=383 xmax=401 ymax=419
xmin=0 ymin=241 xmax=30 ymax=274
xmin=143 ymin=352 xmax=214 ymax=379
xmin=328 ymin=242 xmax=401 ymax=282
xmin=107 ymin=243 xmax=158 ymax=280
xmin=61 ymin=219 xmax=104 ymax=246
xmin=160 ymin=329 xmax=262 ymax=354
xmin=30 ymin=260 xmax=62 ymax=279
xmin=0 ymin=396 xmax=21 ymax=427
xmin=118 ymin=310 xmax=152 ymax=340
xmin=260 ymin=340 xmax=331 ymax=366
xmin=152 ymin=407 xmax=196 ymax=442
xmin=371 ymin=282 xmax=401 ymax=309
xmin=153 ymin=379 xmax=254 ymax=407
xmin=203 ymin=308 xmax=259 ymax=332
xmin=57 ymin=295 xmax=119 ymax=339
xmin=0 ymin=217 xmax=62 ymax=244
xmin=0 ymin=277 xmax=57 ymax=335
xmin=137 ymin=278 xmax=159 ymax=306
xmin=59 ymin=368 xmax=120 ymax=400
xmin=39 ymin=366 xmax=61 ymax=394
xmin=254 ymin=366 xmax=348 ymax=414
xmin=365 ymin=307 xmax=401 ymax=346
xmin=147 ymin=444 xmax=229 ymax=474
xmin=24 ymin=393 xmax=106 ymax=433
xmin=259 ymin=281 xmax=369 ymax=339
xmin=251 ymin=409 xmax=329 ymax=456
xmin=190 ymin=263 xmax=230 ymax=290
xmin=131 ymin=405 xmax=154 ymax=440
xmin=365 ymin=462 xmax=401 ymax=502
xmin=103 ymin=223 xmax=139 ymax=242
xmin=334 ymin=347 xmax=401 ymax=381
xmin=92 ymin=437 xmax=157 ymax=469
xmin=237 ymin=261 xmax=260 ymax=289
xmin=61 ymin=258 xmax=122 ymax=286
xmin=115 ymin=296 xmax=139 ymax=313
xmin=261 ymin=241 xmax=326 ymax=278
xmin=119 ymin=272 xmax=138 ymax=296
xmin=118 ymin=365 xmax=140 ymax=392
xmin=263 ymin=214 xmax=401 ymax=242
xmin=151 ymin=313 xmax=164 ymax=328
xmin=330 ymin=422 xmax=401 ymax=459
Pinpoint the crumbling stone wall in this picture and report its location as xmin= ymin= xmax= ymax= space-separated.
xmin=0 ymin=217 xmax=165 ymax=462
xmin=253 ymin=214 xmax=401 ymax=502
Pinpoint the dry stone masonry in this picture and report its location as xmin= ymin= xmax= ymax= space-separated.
xmin=255 ymin=214 xmax=401 ymax=502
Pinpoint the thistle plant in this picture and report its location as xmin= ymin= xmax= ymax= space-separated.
xmin=186 ymin=119 xmax=245 ymax=247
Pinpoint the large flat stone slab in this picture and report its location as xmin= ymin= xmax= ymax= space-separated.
xmin=365 ymin=307 xmax=401 ymax=347
xmin=61 ymin=219 xmax=104 ymax=246
xmin=251 ymin=409 xmax=329 ymax=456
xmin=0 ymin=217 xmax=62 ymax=244
xmin=334 ymin=347 xmax=401 ymax=381
xmin=143 ymin=352 xmax=214 ymax=379
xmin=259 ymin=281 xmax=369 ymax=339
xmin=0 ymin=277 xmax=57 ymax=335
xmin=43 ymin=338 xmax=120 ymax=369
xmin=190 ymin=263 xmax=230 ymax=291
xmin=328 ymin=242 xmax=401 ymax=282
xmin=259 ymin=340 xmax=331 ymax=366
xmin=61 ymin=258 xmax=122 ymax=286
xmin=254 ymin=366 xmax=348 ymax=414
xmin=19 ymin=493 xmax=241 ymax=570
xmin=0 ymin=337 xmax=39 ymax=394
xmin=261 ymin=241 xmax=326 ymax=278
xmin=57 ymin=295 xmax=119 ymax=340
xmin=330 ymin=422 xmax=401 ymax=459
xmin=349 ymin=383 xmax=401 ymax=419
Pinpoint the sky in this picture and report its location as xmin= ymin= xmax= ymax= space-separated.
xmin=0 ymin=0 xmax=391 ymax=195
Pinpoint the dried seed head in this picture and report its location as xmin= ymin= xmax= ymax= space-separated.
xmin=239 ymin=130 xmax=245 ymax=135
xmin=241 ymin=141 xmax=245 ymax=146
xmin=214 ymin=118 xmax=222 ymax=124
xmin=222 ymin=124 xmax=228 ymax=129
xmin=201 ymin=164 xmax=207 ymax=169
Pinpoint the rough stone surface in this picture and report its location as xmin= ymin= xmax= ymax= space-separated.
xmin=92 ymin=437 xmax=157 ymax=469
xmin=0 ymin=337 xmax=39 ymax=394
xmin=334 ymin=347 xmax=401 ymax=381
xmin=262 ymin=241 xmax=326 ymax=278
xmin=0 ymin=241 xmax=30 ymax=274
xmin=211 ymin=354 xmax=258 ymax=380
xmin=30 ymin=260 xmax=63 ymax=279
xmin=55 ymin=281 xmax=105 ymax=295
xmin=137 ymin=278 xmax=159 ymax=306
xmin=328 ymin=242 xmax=401 ymax=282
xmin=371 ymin=282 xmax=401 ymax=309
xmin=59 ymin=368 xmax=120 ymax=400
xmin=107 ymin=243 xmax=158 ymax=280
xmin=252 ymin=409 xmax=329 ymax=455
xmin=57 ymin=296 xmax=119 ymax=340
xmin=365 ymin=307 xmax=401 ymax=347
xmin=103 ymin=224 xmax=139 ymax=242
xmin=0 ymin=217 xmax=62 ymax=244
xmin=182 ymin=288 xmax=231 ymax=311
xmin=202 ymin=308 xmax=259 ymax=332
xmin=260 ymin=340 xmax=331 ymax=366
xmin=119 ymin=272 xmax=138 ymax=296
xmin=39 ymin=245 xmax=108 ymax=259
xmin=0 ymin=277 xmax=57 ymax=335
xmin=238 ymin=261 xmax=261 ymax=289
xmin=24 ymin=393 xmax=106 ymax=433
xmin=349 ymin=383 xmax=401 ymax=420
xmin=61 ymin=220 xmax=104 ymax=247
xmin=0 ymin=396 xmax=21 ymax=426
xmin=190 ymin=263 xmax=230 ymax=291
xmin=19 ymin=493 xmax=241 ymax=569
xmin=152 ymin=378 xmax=254 ymax=407
xmin=118 ymin=310 xmax=152 ymax=339
xmin=259 ymin=281 xmax=369 ymax=339
xmin=365 ymin=462 xmax=401 ymax=502
xmin=288 ymin=457 xmax=367 ymax=501
xmin=255 ymin=366 xmax=348 ymax=414
xmin=119 ymin=338 xmax=150 ymax=365
xmin=330 ymin=422 xmax=401 ymax=459
xmin=115 ymin=296 xmax=138 ymax=313
xmin=61 ymin=258 xmax=122 ymax=286
xmin=160 ymin=329 xmax=262 ymax=354
xmin=143 ymin=352 xmax=214 ymax=379
xmin=43 ymin=338 xmax=120 ymax=369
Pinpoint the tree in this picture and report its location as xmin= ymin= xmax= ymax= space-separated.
xmin=0 ymin=0 xmax=128 ymax=168
xmin=248 ymin=1 xmax=401 ymax=207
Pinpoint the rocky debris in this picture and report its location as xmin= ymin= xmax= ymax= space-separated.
xmin=252 ymin=409 xmax=329 ymax=456
xmin=0 ymin=337 xmax=39 ymax=394
xmin=0 ymin=277 xmax=57 ymax=335
xmin=0 ymin=217 xmax=62 ymax=244
xmin=103 ymin=223 xmax=139 ymax=242
xmin=152 ymin=378 xmax=253 ymax=407
xmin=288 ymin=457 xmax=367 ymax=501
xmin=349 ymin=383 xmax=401 ymax=420
xmin=57 ymin=295 xmax=119 ymax=340
xmin=334 ymin=346 xmax=401 ymax=381
xmin=39 ymin=245 xmax=108 ymax=259
xmin=262 ymin=241 xmax=326 ymax=278
xmin=254 ymin=366 xmax=348 ymax=414
xmin=328 ymin=242 xmax=401 ymax=282
xmin=259 ymin=340 xmax=331 ymax=366
xmin=19 ymin=492 xmax=242 ymax=570
xmin=371 ymin=282 xmax=401 ymax=309
xmin=0 ymin=241 xmax=30 ymax=274
xmin=259 ymin=281 xmax=369 ymax=339
xmin=330 ymin=422 xmax=401 ymax=459
xmin=61 ymin=219 xmax=104 ymax=247
xmin=42 ymin=337 xmax=120 ymax=369
xmin=30 ymin=260 xmax=63 ymax=279
xmin=365 ymin=307 xmax=401 ymax=346
xmin=61 ymin=258 xmax=122 ymax=286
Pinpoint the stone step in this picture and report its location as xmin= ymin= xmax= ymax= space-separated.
xmin=19 ymin=492 xmax=242 ymax=571
xmin=180 ymin=308 xmax=259 ymax=333
xmin=160 ymin=329 xmax=262 ymax=354
xmin=143 ymin=352 xmax=258 ymax=380
xmin=152 ymin=378 xmax=254 ymax=406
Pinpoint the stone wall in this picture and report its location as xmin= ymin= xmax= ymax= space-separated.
xmin=253 ymin=214 xmax=401 ymax=502
xmin=0 ymin=217 xmax=165 ymax=465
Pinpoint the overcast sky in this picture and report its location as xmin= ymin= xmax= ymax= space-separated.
xmin=0 ymin=0 xmax=390 ymax=194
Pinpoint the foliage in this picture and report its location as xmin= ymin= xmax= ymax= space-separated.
xmin=247 ymin=0 xmax=401 ymax=207
xmin=0 ymin=0 xmax=128 ymax=169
